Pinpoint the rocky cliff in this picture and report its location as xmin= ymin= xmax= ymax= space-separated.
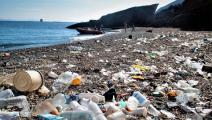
xmin=67 ymin=4 xmax=158 ymax=29
xmin=67 ymin=0 xmax=212 ymax=30
xmin=154 ymin=0 xmax=212 ymax=30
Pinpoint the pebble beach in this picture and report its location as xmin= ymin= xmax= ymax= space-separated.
xmin=0 ymin=27 xmax=212 ymax=119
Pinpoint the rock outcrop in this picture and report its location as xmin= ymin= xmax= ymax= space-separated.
xmin=67 ymin=0 xmax=212 ymax=30
xmin=67 ymin=4 xmax=158 ymax=29
xmin=154 ymin=0 xmax=212 ymax=30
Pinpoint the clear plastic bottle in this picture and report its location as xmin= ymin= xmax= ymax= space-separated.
xmin=126 ymin=96 xmax=139 ymax=111
xmin=60 ymin=111 xmax=95 ymax=120
xmin=0 ymin=96 xmax=30 ymax=117
xmin=0 ymin=89 xmax=14 ymax=99
xmin=80 ymin=98 xmax=107 ymax=120
xmin=132 ymin=91 xmax=150 ymax=107
xmin=52 ymin=93 xmax=66 ymax=106
xmin=52 ymin=71 xmax=81 ymax=93
xmin=69 ymin=101 xmax=88 ymax=111
xmin=52 ymin=93 xmax=67 ymax=111
xmin=0 ymin=112 xmax=19 ymax=120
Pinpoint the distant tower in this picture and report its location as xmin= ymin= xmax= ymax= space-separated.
xmin=40 ymin=19 xmax=43 ymax=22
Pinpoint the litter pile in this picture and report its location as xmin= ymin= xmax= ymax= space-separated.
xmin=0 ymin=28 xmax=211 ymax=120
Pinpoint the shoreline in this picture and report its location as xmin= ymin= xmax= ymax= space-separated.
xmin=0 ymin=29 xmax=120 ymax=52
xmin=0 ymin=27 xmax=212 ymax=119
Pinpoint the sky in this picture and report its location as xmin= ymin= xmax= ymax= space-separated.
xmin=0 ymin=0 xmax=175 ymax=22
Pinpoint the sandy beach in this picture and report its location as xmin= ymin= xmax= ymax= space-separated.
xmin=0 ymin=27 xmax=212 ymax=119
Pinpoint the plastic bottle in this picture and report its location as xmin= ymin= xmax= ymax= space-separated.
xmin=58 ymin=71 xmax=81 ymax=86
xmin=52 ymin=71 xmax=81 ymax=93
xmin=33 ymin=100 xmax=59 ymax=116
xmin=0 ymin=89 xmax=14 ymax=99
xmin=38 ymin=114 xmax=63 ymax=120
xmin=126 ymin=96 xmax=139 ymax=111
xmin=0 ymin=112 xmax=19 ymax=120
xmin=52 ymin=93 xmax=66 ymax=107
xmin=147 ymin=104 xmax=160 ymax=117
xmin=79 ymin=93 xmax=105 ymax=103
xmin=52 ymin=80 xmax=69 ymax=93
xmin=107 ymin=111 xmax=126 ymax=120
xmin=52 ymin=93 xmax=67 ymax=112
xmin=69 ymin=101 xmax=88 ymax=111
xmin=80 ymin=98 xmax=107 ymax=120
xmin=65 ymin=95 xmax=79 ymax=104
xmin=60 ymin=111 xmax=95 ymax=120
xmin=0 ymin=96 xmax=30 ymax=117
xmin=175 ymin=80 xmax=200 ymax=94
xmin=132 ymin=91 xmax=150 ymax=107
xmin=119 ymin=99 xmax=127 ymax=109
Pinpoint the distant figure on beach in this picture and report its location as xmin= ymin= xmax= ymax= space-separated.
xmin=94 ymin=26 xmax=97 ymax=30
xmin=131 ymin=25 xmax=135 ymax=32
xmin=124 ymin=22 xmax=127 ymax=33
xmin=98 ymin=24 xmax=104 ymax=31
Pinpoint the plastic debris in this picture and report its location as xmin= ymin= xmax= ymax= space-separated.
xmin=60 ymin=111 xmax=95 ymax=120
xmin=0 ymin=112 xmax=19 ymax=120
xmin=38 ymin=85 xmax=50 ymax=96
xmin=0 ymin=96 xmax=30 ymax=117
xmin=79 ymin=93 xmax=105 ymax=103
xmin=37 ymin=114 xmax=63 ymax=120
xmin=52 ymin=71 xmax=81 ymax=92
xmin=0 ymin=89 xmax=14 ymax=99
xmin=48 ymin=71 xmax=58 ymax=79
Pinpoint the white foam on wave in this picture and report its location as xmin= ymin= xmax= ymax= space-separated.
xmin=72 ymin=34 xmax=104 ymax=41
xmin=71 ymin=30 xmax=121 ymax=42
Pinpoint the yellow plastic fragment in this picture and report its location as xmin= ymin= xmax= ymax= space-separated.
xmin=132 ymin=64 xmax=150 ymax=71
xmin=131 ymin=75 xmax=144 ymax=80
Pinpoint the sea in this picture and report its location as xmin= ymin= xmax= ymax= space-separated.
xmin=0 ymin=21 xmax=79 ymax=51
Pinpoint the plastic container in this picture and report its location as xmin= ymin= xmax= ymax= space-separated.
xmin=65 ymin=95 xmax=79 ymax=104
xmin=132 ymin=91 xmax=150 ymax=107
xmin=80 ymin=98 xmax=107 ymax=120
xmin=79 ymin=93 xmax=105 ymax=103
xmin=0 ymin=89 xmax=14 ymax=99
xmin=126 ymin=96 xmax=139 ymax=111
xmin=119 ymin=99 xmax=127 ymax=109
xmin=175 ymin=80 xmax=200 ymax=94
xmin=33 ymin=100 xmax=59 ymax=116
xmin=38 ymin=114 xmax=63 ymax=120
xmin=52 ymin=93 xmax=66 ymax=109
xmin=13 ymin=70 xmax=43 ymax=92
xmin=60 ymin=111 xmax=95 ymax=120
xmin=0 ymin=96 xmax=30 ymax=117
